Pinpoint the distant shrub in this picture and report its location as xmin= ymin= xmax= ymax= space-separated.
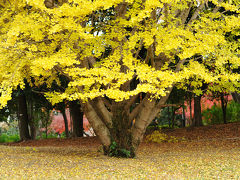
xmin=37 ymin=132 xmax=59 ymax=139
xmin=202 ymin=101 xmax=240 ymax=125
xmin=0 ymin=133 xmax=19 ymax=143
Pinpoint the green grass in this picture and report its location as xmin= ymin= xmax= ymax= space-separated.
xmin=0 ymin=139 xmax=240 ymax=179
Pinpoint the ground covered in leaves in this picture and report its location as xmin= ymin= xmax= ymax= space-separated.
xmin=1 ymin=122 xmax=240 ymax=179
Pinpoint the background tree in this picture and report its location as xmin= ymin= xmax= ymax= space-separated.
xmin=0 ymin=0 xmax=239 ymax=157
xmin=55 ymin=102 xmax=69 ymax=137
xmin=69 ymin=100 xmax=84 ymax=137
xmin=17 ymin=89 xmax=31 ymax=141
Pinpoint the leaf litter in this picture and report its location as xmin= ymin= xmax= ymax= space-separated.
xmin=1 ymin=122 xmax=240 ymax=179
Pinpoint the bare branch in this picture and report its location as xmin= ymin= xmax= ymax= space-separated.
xmin=187 ymin=2 xmax=205 ymax=25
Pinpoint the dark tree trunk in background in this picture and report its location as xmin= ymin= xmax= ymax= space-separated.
xmin=182 ymin=106 xmax=186 ymax=127
xmin=232 ymin=92 xmax=240 ymax=103
xmin=56 ymin=102 xmax=69 ymax=137
xmin=18 ymin=91 xmax=31 ymax=141
xmin=60 ymin=108 xmax=69 ymax=138
xmin=192 ymin=95 xmax=203 ymax=127
xmin=189 ymin=93 xmax=193 ymax=126
xmin=220 ymin=93 xmax=228 ymax=124
xmin=28 ymin=96 xmax=36 ymax=140
xmin=69 ymin=101 xmax=84 ymax=137
xmin=171 ymin=106 xmax=175 ymax=128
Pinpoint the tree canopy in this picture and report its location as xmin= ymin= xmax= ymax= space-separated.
xmin=0 ymin=0 xmax=239 ymax=106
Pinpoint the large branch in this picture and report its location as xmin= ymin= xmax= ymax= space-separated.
xmin=84 ymin=102 xmax=111 ymax=148
xmin=129 ymin=93 xmax=151 ymax=124
xmin=179 ymin=2 xmax=193 ymax=25
xmin=124 ymin=94 xmax=139 ymax=114
xmin=90 ymin=97 xmax=113 ymax=129
xmin=131 ymin=96 xmax=157 ymax=149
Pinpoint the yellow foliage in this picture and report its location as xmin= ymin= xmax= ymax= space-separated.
xmin=0 ymin=0 xmax=239 ymax=107
xmin=146 ymin=130 xmax=186 ymax=143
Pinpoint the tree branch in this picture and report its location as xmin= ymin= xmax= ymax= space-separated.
xmin=187 ymin=2 xmax=205 ymax=25
xmin=179 ymin=2 xmax=193 ymax=25
xmin=129 ymin=93 xmax=151 ymax=124
xmin=124 ymin=94 xmax=139 ymax=113
xmin=90 ymin=97 xmax=113 ymax=129
xmin=213 ymin=0 xmax=223 ymax=13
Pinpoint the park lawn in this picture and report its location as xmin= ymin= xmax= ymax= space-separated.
xmin=0 ymin=137 xmax=240 ymax=179
xmin=1 ymin=123 xmax=240 ymax=179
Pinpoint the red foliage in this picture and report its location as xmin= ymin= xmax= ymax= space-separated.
xmin=49 ymin=109 xmax=90 ymax=134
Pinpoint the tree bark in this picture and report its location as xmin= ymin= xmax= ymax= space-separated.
xmin=18 ymin=91 xmax=31 ymax=141
xmin=60 ymin=108 xmax=69 ymax=138
xmin=69 ymin=100 xmax=84 ymax=137
xmin=220 ymin=93 xmax=228 ymax=124
xmin=28 ymin=96 xmax=36 ymax=140
xmin=182 ymin=106 xmax=186 ymax=127
xmin=192 ymin=95 xmax=203 ymax=127
xmin=56 ymin=102 xmax=69 ymax=137
xmin=84 ymin=102 xmax=111 ymax=153
xmin=82 ymin=87 xmax=172 ymax=157
xmin=189 ymin=93 xmax=193 ymax=126
xmin=171 ymin=106 xmax=175 ymax=128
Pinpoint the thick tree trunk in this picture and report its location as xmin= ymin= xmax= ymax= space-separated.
xmin=83 ymin=91 xmax=171 ymax=158
xmin=84 ymin=102 xmax=111 ymax=153
xmin=18 ymin=91 xmax=31 ymax=141
xmin=192 ymin=95 xmax=203 ymax=127
xmin=108 ymin=102 xmax=135 ymax=157
xmin=69 ymin=101 xmax=83 ymax=137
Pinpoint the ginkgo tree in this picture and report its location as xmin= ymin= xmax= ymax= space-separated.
xmin=0 ymin=0 xmax=239 ymax=157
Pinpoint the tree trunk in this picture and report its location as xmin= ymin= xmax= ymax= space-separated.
xmin=29 ymin=116 xmax=36 ymax=139
xmin=182 ymin=106 xmax=186 ymax=127
xmin=28 ymin=96 xmax=36 ymax=140
xmin=171 ymin=106 xmax=175 ymax=128
xmin=189 ymin=93 xmax=193 ymax=126
xmin=69 ymin=100 xmax=83 ymax=137
xmin=60 ymin=108 xmax=69 ymax=138
xmin=18 ymin=91 xmax=31 ymax=141
xmin=83 ymin=91 xmax=171 ymax=158
xmin=109 ymin=102 xmax=135 ymax=157
xmin=192 ymin=95 xmax=203 ymax=127
xmin=220 ymin=93 xmax=228 ymax=124
xmin=84 ymin=102 xmax=111 ymax=154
